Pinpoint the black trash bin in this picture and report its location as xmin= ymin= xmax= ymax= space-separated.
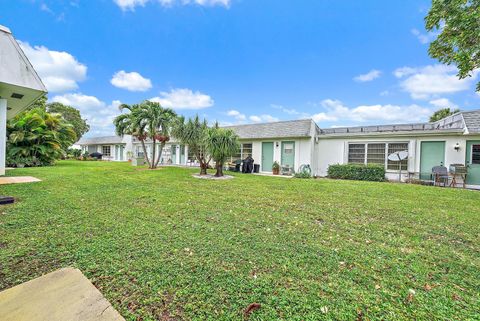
xmin=242 ymin=156 xmax=254 ymax=173
xmin=253 ymin=164 xmax=260 ymax=173
xmin=90 ymin=152 xmax=103 ymax=160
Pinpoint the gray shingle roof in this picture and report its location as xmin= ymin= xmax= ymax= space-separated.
xmin=77 ymin=136 xmax=123 ymax=145
xmin=462 ymin=110 xmax=480 ymax=133
xmin=224 ymin=119 xmax=315 ymax=139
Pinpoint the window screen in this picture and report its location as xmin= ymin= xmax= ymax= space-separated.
xmin=472 ymin=144 xmax=480 ymax=164
xmin=367 ymin=143 xmax=386 ymax=165
xmin=387 ymin=143 xmax=408 ymax=170
xmin=284 ymin=143 xmax=294 ymax=154
xmin=348 ymin=144 xmax=366 ymax=164
xmin=102 ymin=146 xmax=111 ymax=156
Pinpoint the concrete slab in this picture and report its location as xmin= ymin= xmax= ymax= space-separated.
xmin=0 ymin=267 xmax=125 ymax=321
xmin=0 ymin=176 xmax=41 ymax=185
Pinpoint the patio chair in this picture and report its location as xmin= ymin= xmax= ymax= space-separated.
xmin=281 ymin=165 xmax=294 ymax=176
xmin=432 ymin=165 xmax=449 ymax=187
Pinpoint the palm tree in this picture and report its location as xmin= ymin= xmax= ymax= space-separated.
xmin=113 ymin=101 xmax=177 ymax=169
xmin=205 ymin=125 xmax=239 ymax=177
xmin=172 ymin=115 xmax=211 ymax=175
xmin=6 ymin=108 xmax=77 ymax=166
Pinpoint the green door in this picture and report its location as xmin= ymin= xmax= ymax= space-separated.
xmin=281 ymin=141 xmax=295 ymax=169
xmin=171 ymin=145 xmax=177 ymax=164
xmin=420 ymin=141 xmax=445 ymax=180
xmin=261 ymin=142 xmax=274 ymax=172
xmin=180 ymin=145 xmax=186 ymax=165
xmin=466 ymin=141 xmax=480 ymax=185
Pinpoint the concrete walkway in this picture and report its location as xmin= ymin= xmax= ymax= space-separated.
xmin=0 ymin=176 xmax=41 ymax=185
xmin=0 ymin=267 xmax=124 ymax=321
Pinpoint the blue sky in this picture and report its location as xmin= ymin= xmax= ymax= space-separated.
xmin=2 ymin=0 xmax=480 ymax=136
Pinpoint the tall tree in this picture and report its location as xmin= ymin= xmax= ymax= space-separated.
xmin=426 ymin=0 xmax=480 ymax=91
xmin=27 ymin=95 xmax=90 ymax=141
xmin=172 ymin=115 xmax=211 ymax=175
xmin=113 ymin=101 xmax=177 ymax=169
xmin=429 ymin=107 xmax=460 ymax=122
xmin=47 ymin=102 xmax=90 ymax=140
xmin=6 ymin=108 xmax=77 ymax=167
xmin=205 ymin=126 xmax=239 ymax=177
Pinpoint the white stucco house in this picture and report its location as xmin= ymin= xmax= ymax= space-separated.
xmin=78 ymin=109 xmax=480 ymax=188
xmin=77 ymin=135 xmax=193 ymax=166
xmin=0 ymin=25 xmax=47 ymax=176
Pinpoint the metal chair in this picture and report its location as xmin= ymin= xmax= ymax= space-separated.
xmin=432 ymin=166 xmax=449 ymax=187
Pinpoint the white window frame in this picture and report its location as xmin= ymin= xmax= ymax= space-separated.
xmin=347 ymin=141 xmax=409 ymax=172
xmin=231 ymin=142 xmax=253 ymax=162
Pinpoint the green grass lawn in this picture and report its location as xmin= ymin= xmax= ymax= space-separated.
xmin=0 ymin=161 xmax=479 ymax=320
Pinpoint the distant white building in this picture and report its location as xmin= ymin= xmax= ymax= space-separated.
xmin=78 ymin=110 xmax=480 ymax=188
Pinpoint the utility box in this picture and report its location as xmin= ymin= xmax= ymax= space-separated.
xmin=132 ymin=157 xmax=145 ymax=166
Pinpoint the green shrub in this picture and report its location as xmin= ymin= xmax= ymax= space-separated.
xmin=327 ymin=164 xmax=386 ymax=182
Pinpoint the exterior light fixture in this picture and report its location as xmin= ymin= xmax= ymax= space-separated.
xmin=454 ymin=142 xmax=460 ymax=151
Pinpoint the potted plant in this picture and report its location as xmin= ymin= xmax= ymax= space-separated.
xmin=272 ymin=161 xmax=280 ymax=175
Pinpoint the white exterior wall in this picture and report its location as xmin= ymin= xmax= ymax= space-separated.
xmin=316 ymin=136 xmax=426 ymax=181
xmin=246 ymin=137 xmax=313 ymax=173
xmin=316 ymin=134 xmax=480 ymax=186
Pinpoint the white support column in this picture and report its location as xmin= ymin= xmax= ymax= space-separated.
xmin=0 ymin=99 xmax=7 ymax=176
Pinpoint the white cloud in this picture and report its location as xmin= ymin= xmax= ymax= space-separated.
xmin=394 ymin=64 xmax=478 ymax=99
xmin=226 ymin=109 xmax=246 ymax=121
xmin=429 ymin=98 xmax=458 ymax=109
xmin=19 ymin=41 xmax=87 ymax=93
xmin=310 ymin=99 xmax=432 ymax=124
xmin=354 ymin=69 xmax=382 ymax=82
xmin=149 ymin=88 xmax=214 ymax=109
xmin=411 ymin=28 xmax=438 ymax=45
xmin=249 ymin=114 xmax=279 ymax=123
xmin=114 ymin=0 xmax=230 ymax=11
xmin=51 ymin=93 xmax=122 ymax=136
xmin=110 ymin=70 xmax=152 ymax=92
xmin=113 ymin=0 xmax=148 ymax=11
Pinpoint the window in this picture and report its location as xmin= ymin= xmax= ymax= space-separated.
xmin=472 ymin=144 xmax=480 ymax=165
xmin=348 ymin=144 xmax=366 ymax=164
xmin=387 ymin=143 xmax=408 ymax=170
xmin=348 ymin=142 xmax=408 ymax=171
xmin=283 ymin=143 xmax=294 ymax=154
xmin=232 ymin=143 xmax=253 ymax=162
xmin=102 ymin=145 xmax=111 ymax=156
xmin=367 ymin=143 xmax=386 ymax=165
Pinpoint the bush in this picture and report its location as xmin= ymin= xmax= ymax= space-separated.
xmin=294 ymin=171 xmax=312 ymax=179
xmin=327 ymin=164 xmax=385 ymax=182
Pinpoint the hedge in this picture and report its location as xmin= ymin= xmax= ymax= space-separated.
xmin=327 ymin=164 xmax=386 ymax=182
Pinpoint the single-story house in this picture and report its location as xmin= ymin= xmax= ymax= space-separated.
xmin=77 ymin=109 xmax=480 ymax=189
xmin=0 ymin=25 xmax=47 ymax=176
xmin=77 ymin=135 xmax=193 ymax=166
xmin=78 ymin=136 xmax=132 ymax=161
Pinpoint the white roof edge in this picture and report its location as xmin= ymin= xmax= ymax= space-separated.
xmin=320 ymin=129 xmax=465 ymax=138
xmin=0 ymin=25 xmax=12 ymax=34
